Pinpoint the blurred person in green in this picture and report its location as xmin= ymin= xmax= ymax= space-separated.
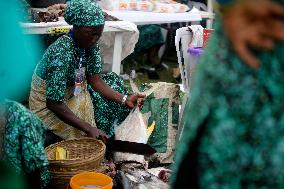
xmin=130 ymin=24 xmax=165 ymax=80
xmin=0 ymin=161 xmax=26 ymax=189
xmin=171 ymin=0 xmax=284 ymax=188
xmin=0 ymin=1 xmax=49 ymax=188
xmin=134 ymin=24 xmax=165 ymax=67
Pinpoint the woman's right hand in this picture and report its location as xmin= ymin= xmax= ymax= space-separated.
xmin=126 ymin=94 xmax=146 ymax=109
xmin=86 ymin=126 xmax=108 ymax=143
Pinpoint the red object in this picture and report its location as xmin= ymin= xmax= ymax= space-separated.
xmin=203 ymin=29 xmax=214 ymax=48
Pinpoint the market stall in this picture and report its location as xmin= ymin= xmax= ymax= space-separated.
xmin=10 ymin=1 xmax=217 ymax=188
xmin=20 ymin=6 xmax=213 ymax=74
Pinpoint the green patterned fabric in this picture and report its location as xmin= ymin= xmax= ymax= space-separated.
xmin=65 ymin=0 xmax=105 ymax=27
xmin=134 ymin=25 xmax=165 ymax=53
xmin=172 ymin=1 xmax=284 ymax=188
xmin=36 ymin=34 xmax=102 ymax=102
xmin=132 ymin=82 xmax=179 ymax=163
xmin=142 ymin=93 xmax=169 ymax=153
xmin=1 ymin=100 xmax=49 ymax=189
xmin=88 ymin=72 xmax=130 ymax=137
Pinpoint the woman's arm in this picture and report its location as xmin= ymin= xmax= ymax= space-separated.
xmin=46 ymin=100 xmax=107 ymax=140
xmin=87 ymin=74 xmax=124 ymax=103
xmin=86 ymin=44 xmax=145 ymax=108
xmin=45 ymin=60 xmax=107 ymax=140
xmin=88 ymin=74 xmax=145 ymax=108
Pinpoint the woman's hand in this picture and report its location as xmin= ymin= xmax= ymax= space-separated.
xmin=126 ymin=94 xmax=146 ymax=109
xmin=86 ymin=126 xmax=108 ymax=143
xmin=88 ymin=74 xmax=146 ymax=109
xmin=47 ymin=100 xmax=108 ymax=142
xmin=222 ymin=0 xmax=284 ymax=68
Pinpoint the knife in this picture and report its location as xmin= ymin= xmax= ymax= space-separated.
xmin=106 ymin=139 xmax=156 ymax=155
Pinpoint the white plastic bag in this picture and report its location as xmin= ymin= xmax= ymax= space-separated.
xmin=100 ymin=0 xmax=130 ymax=11
xmin=114 ymin=107 xmax=148 ymax=164
xmin=153 ymin=2 xmax=175 ymax=13
xmin=136 ymin=0 xmax=154 ymax=12
xmin=129 ymin=0 xmax=138 ymax=10
xmin=153 ymin=2 xmax=189 ymax=13
xmin=171 ymin=3 xmax=190 ymax=13
xmin=100 ymin=0 xmax=154 ymax=11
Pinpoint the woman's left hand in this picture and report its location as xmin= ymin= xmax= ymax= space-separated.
xmin=126 ymin=94 xmax=146 ymax=109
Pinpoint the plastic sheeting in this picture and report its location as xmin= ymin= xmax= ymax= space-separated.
xmin=99 ymin=21 xmax=139 ymax=66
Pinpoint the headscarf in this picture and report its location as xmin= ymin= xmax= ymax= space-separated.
xmin=64 ymin=0 xmax=105 ymax=27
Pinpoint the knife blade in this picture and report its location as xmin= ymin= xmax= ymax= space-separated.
xmin=106 ymin=139 xmax=156 ymax=155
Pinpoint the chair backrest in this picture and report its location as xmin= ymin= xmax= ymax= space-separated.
xmin=187 ymin=1 xmax=208 ymax=11
xmin=187 ymin=0 xmax=214 ymax=28
xmin=175 ymin=25 xmax=203 ymax=92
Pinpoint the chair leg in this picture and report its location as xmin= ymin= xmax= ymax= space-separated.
xmin=178 ymin=92 xmax=189 ymax=141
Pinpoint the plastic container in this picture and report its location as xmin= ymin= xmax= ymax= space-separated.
xmin=70 ymin=172 xmax=113 ymax=189
xmin=187 ymin=47 xmax=204 ymax=78
xmin=203 ymin=29 xmax=214 ymax=48
xmin=188 ymin=47 xmax=203 ymax=57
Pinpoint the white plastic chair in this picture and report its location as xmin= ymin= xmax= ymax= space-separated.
xmin=175 ymin=25 xmax=203 ymax=138
xmin=175 ymin=25 xmax=203 ymax=92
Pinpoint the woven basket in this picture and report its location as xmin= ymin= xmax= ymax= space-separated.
xmin=45 ymin=138 xmax=106 ymax=172
xmin=45 ymin=138 xmax=107 ymax=189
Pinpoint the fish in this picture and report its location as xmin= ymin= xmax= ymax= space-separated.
xmin=117 ymin=163 xmax=169 ymax=189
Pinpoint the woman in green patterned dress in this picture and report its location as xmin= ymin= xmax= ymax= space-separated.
xmin=29 ymin=0 xmax=145 ymax=140
xmin=172 ymin=0 xmax=284 ymax=188
xmin=0 ymin=101 xmax=50 ymax=189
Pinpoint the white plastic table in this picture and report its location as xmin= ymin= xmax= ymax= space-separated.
xmin=105 ymin=7 xmax=202 ymax=25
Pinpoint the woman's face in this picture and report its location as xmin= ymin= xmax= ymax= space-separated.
xmin=74 ymin=25 xmax=104 ymax=49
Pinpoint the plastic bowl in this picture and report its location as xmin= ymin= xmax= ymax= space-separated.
xmin=70 ymin=172 xmax=113 ymax=189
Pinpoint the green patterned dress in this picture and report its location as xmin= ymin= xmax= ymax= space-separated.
xmin=0 ymin=100 xmax=49 ymax=189
xmin=172 ymin=0 xmax=284 ymax=188
xmin=36 ymin=33 xmax=130 ymax=137
xmin=134 ymin=25 xmax=165 ymax=54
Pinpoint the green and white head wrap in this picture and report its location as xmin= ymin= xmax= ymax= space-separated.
xmin=65 ymin=0 xmax=105 ymax=27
